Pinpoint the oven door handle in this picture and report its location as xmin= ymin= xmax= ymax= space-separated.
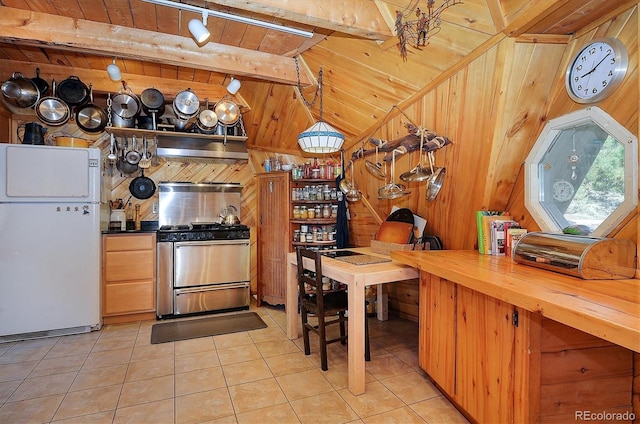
xmin=175 ymin=240 xmax=249 ymax=248
xmin=175 ymin=282 xmax=249 ymax=294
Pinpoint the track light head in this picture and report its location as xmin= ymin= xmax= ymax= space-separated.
xmin=227 ymin=77 xmax=241 ymax=95
xmin=107 ymin=58 xmax=122 ymax=81
xmin=189 ymin=12 xmax=210 ymax=44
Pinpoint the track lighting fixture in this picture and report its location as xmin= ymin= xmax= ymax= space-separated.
xmin=226 ymin=77 xmax=241 ymax=95
xmin=107 ymin=58 xmax=122 ymax=81
xmin=188 ymin=11 xmax=210 ymax=44
xmin=142 ymin=0 xmax=313 ymax=38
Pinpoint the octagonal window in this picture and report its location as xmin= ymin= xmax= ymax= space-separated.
xmin=524 ymin=107 xmax=638 ymax=236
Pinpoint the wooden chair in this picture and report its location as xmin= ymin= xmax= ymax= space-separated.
xmin=296 ymin=248 xmax=370 ymax=371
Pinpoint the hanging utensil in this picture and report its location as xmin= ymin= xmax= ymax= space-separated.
xmin=401 ymin=127 xmax=432 ymax=182
xmin=125 ymin=135 xmax=141 ymax=165
xmin=365 ymin=142 xmax=386 ymax=179
xmin=138 ymin=136 xmax=151 ymax=169
xmin=378 ymin=148 xmax=411 ymax=199
xmin=425 ymin=151 xmax=446 ymax=201
xmin=108 ymin=133 xmax=117 ymax=161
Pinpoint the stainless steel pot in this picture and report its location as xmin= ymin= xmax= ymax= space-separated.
xmin=173 ymin=88 xmax=200 ymax=119
xmin=2 ymin=72 xmax=40 ymax=108
xmin=111 ymin=113 xmax=135 ymax=128
xmin=112 ymin=90 xmax=140 ymax=119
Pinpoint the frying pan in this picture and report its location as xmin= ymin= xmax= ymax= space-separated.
xmin=129 ymin=169 xmax=156 ymax=200
xmin=31 ymin=68 xmax=49 ymax=96
xmin=75 ymin=84 xmax=107 ymax=133
xmin=57 ymin=75 xmax=89 ymax=107
xmin=35 ymin=80 xmax=70 ymax=126
xmin=140 ymin=87 xmax=165 ymax=115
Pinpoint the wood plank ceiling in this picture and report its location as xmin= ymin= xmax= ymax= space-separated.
xmin=0 ymin=0 xmax=632 ymax=152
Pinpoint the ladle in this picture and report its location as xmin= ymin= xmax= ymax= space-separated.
xmin=365 ymin=142 xmax=386 ymax=179
xmin=340 ymin=160 xmax=362 ymax=202
xmin=107 ymin=133 xmax=117 ymax=161
xmin=378 ymin=148 xmax=411 ymax=199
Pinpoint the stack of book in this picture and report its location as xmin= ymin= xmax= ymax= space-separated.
xmin=475 ymin=211 xmax=527 ymax=256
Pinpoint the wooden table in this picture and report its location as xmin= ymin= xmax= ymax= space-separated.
xmin=286 ymin=247 xmax=419 ymax=395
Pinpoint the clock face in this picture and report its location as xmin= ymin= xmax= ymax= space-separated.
xmin=552 ymin=179 xmax=575 ymax=202
xmin=565 ymin=38 xmax=628 ymax=103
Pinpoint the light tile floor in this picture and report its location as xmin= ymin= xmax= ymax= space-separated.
xmin=0 ymin=303 xmax=469 ymax=424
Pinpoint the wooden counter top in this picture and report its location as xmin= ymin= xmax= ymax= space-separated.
xmin=391 ymin=250 xmax=640 ymax=352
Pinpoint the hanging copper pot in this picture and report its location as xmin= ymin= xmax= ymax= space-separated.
xmin=214 ymin=98 xmax=240 ymax=125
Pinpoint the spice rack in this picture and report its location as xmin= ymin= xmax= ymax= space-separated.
xmin=289 ymin=177 xmax=339 ymax=250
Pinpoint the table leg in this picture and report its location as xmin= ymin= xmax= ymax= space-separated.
xmin=376 ymin=284 xmax=389 ymax=321
xmin=348 ymin=279 xmax=366 ymax=395
xmin=286 ymin=259 xmax=299 ymax=339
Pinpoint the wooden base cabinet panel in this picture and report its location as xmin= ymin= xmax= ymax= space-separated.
xmin=102 ymin=233 xmax=156 ymax=323
xmin=419 ymin=273 xmax=456 ymax=395
xmin=455 ymin=285 xmax=517 ymax=423
xmin=256 ymin=172 xmax=290 ymax=306
xmin=419 ymin=272 xmax=634 ymax=423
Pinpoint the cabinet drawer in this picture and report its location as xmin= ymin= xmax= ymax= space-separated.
xmin=104 ymin=281 xmax=155 ymax=315
xmin=105 ymin=250 xmax=154 ymax=281
xmin=104 ymin=233 xmax=155 ymax=251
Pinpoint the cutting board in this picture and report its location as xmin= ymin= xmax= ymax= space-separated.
xmin=375 ymin=221 xmax=414 ymax=244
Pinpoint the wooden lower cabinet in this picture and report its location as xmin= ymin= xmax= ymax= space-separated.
xmin=419 ymin=272 xmax=633 ymax=423
xmin=102 ymin=233 xmax=156 ymax=324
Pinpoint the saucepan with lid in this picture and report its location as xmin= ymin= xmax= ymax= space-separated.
xmin=173 ymin=88 xmax=200 ymax=120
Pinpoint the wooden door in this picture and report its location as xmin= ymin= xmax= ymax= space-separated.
xmin=419 ymin=272 xmax=457 ymax=395
xmin=256 ymin=172 xmax=290 ymax=306
xmin=455 ymin=285 xmax=516 ymax=423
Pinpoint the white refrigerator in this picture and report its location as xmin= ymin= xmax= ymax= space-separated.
xmin=0 ymin=143 xmax=101 ymax=340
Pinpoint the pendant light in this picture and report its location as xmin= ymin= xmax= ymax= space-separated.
xmin=295 ymin=57 xmax=344 ymax=154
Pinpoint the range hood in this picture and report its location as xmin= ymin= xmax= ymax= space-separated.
xmin=156 ymin=137 xmax=248 ymax=161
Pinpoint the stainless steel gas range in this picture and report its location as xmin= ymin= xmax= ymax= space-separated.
xmin=156 ymin=182 xmax=250 ymax=319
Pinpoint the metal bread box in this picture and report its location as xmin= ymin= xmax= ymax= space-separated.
xmin=513 ymin=232 xmax=637 ymax=279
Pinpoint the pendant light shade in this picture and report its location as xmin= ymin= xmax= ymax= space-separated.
xmin=298 ymin=120 xmax=344 ymax=153
xmin=295 ymin=58 xmax=344 ymax=154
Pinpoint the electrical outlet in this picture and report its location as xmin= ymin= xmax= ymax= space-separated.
xmin=152 ymin=202 xmax=158 ymax=214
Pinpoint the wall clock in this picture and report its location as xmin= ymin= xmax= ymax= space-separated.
xmin=565 ymin=37 xmax=628 ymax=104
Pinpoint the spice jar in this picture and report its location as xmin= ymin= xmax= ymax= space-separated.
xmin=331 ymin=205 xmax=338 ymax=218
xmin=300 ymin=206 xmax=308 ymax=219
xmin=314 ymin=205 xmax=321 ymax=218
xmin=293 ymin=206 xmax=301 ymax=219
xmin=308 ymin=206 xmax=316 ymax=219
xmin=322 ymin=204 xmax=330 ymax=218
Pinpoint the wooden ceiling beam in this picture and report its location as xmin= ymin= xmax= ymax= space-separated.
xmin=0 ymin=6 xmax=312 ymax=86
xmin=203 ymin=0 xmax=394 ymax=40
